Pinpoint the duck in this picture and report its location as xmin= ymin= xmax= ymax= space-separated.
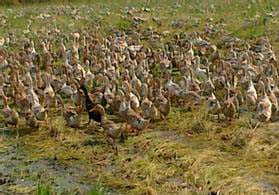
xmin=25 ymin=109 xmax=39 ymax=128
xmin=70 ymin=88 xmax=84 ymax=113
xmin=123 ymin=81 xmax=140 ymax=112
xmin=31 ymin=97 xmax=47 ymax=121
xmin=27 ymin=85 xmax=39 ymax=106
xmin=43 ymin=74 xmax=58 ymax=131
xmin=130 ymin=67 xmax=142 ymax=92
xmin=154 ymin=79 xmax=171 ymax=120
xmin=59 ymin=82 xmax=75 ymax=98
xmin=164 ymin=70 xmax=180 ymax=99
xmin=119 ymin=92 xmax=128 ymax=119
xmin=103 ymin=79 xmax=116 ymax=107
xmin=222 ymin=88 xmax=238 ymax=121
xmin=79 ymin=84 xmax=102 ymax=125
xmin=67 ymin=78 xmax=84 ymax=112
xmin=193 ymin=56 xmax=207 ymax=82
xmin=91 ymin=104 xmax=123 ymax=154
xmin=44 ymin=81 xmax=55 ymax=108
xmin=13 ymin=85 xmax=30 ymax=114
xmin=207 ymin=92 xmax=222 ymax=119
xmin=123 ymin=94 xmax=149 ymax=133
xmin=1 ymin=94 xmax=20 ymax=128
xmin=246 ymin=75 xmax=257 ymax=110
xmin=178 ymin=76 xmax=203 ymax=106
xmin=0 ymin=36 xmax=5 ymax=46
xmin=256 ymin=80 xmax=272 ymax=122
xmin=57 ymin=95 xmax=81 ymax=128
xmin=201 ymin=68 xmax=215 ymax=96
xmin=265 ymin=77 xmax=278 ymax=120
xmin=140 ymin=83 xmax=158 ymax=121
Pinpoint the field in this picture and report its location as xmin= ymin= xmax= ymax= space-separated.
xmin=0 ymin=0 xmax=279 ymax=194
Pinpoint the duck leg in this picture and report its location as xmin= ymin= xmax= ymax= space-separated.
xmin=49 ymin=107 xmax=53 ymax=131
xmin=160 ymin=113 xmax=166 ymax=121
xmin=110 ymin=139 xmax=118 ymax=155
xmin=106 ymin=137 xmax=118 ymax=155
xmin=48 ymin=106 xmax=57 ymax=137
xmin=114 ymin=145 xmax=118 ymax=156
xmin=130 ymin=127 xmax=139 ymax=135
xmin=119 ymin=132 xmax=126 ymax=143
xmin=217 ymin=114 xmax=220 ymax=122
xmin=16 ymin=126 xmax=19 ymax=140
xmin=253 ymin=121 xmax=260 ymax=131
xmin=247 ymin=102 xmax=254 ymax=130
xmin=16 ymin=130 xmax=19 ymax=139
xmin=85 ymin=118 xmax=91 ymax=126
xmin=124 ymin=122 xmax=128 ymax=134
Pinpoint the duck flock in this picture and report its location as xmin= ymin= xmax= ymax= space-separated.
xmin=0 ymin=5 xmax=279 ymax=153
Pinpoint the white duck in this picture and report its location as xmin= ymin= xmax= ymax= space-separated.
xmin=32 ymin=97 xmax=47 ymax=121
xmin=256 ymin=81 xmax=272 ymax=122
xmin=141 ymin=83 xmax=158 ymax=121
xmin=60 ymin=82 xmax=74 ymax=98
xmin=246 ymin=76 xmax=257 ymax=110
xmin=193 ymin=56 xmax=207 ymax=82
xmin=123 ymin=81 xmax=140 ymax=112
xmin=207 ymin=92 xmax=221 ymax=118
xmin=165 ymin=70 xmax=180 ymax=97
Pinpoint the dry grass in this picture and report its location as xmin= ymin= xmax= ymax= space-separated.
xmin=1 ymin=108 xmax=278 ymax=194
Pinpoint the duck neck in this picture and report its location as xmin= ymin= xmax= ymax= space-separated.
xmin=2 ymin=94 xmax=9 ymax=109
xmin=127 ymin=99 xmax=131 ymax=110
xmin=143 ymin=85 xmax=148 ymax=100
xmin=226 ymin=88 xmax=230 ymax=100
xmin=81 ymin=85 xmax=92 ymax=106
xmin=267 ymin=79 xmax=272 ymax=93
xmin=183 ymin=76 xmax=188 ymax=89
xmin=261 ymin=82 xmax=267 ymax=97
xmin=81 ymin=85 xmax=89 ymax=97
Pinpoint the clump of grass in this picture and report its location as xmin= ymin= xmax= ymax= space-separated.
xmin=88 ymin=184 xmax=108 ymax=195
xmin=190 ymin=120 xmax=207 ymax=134
xmin=117 ymin=20 xmax=132 ymax=31
xmin=37 ymin=182 xmax=52 ymax=195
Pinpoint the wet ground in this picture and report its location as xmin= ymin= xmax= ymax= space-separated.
xmin=0 ymin=133 xmax=93 ymax=194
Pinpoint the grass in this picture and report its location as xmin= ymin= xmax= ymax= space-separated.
xmin=37 ymin=181 xmax=110 ymax=195
xmin=89 ymin=184 xmax=108 ymax=195
xmin=4 ymin=108 xmax=274 ymax=194
xmin=0 ymin=0 xmax=279 ymax=194
xmin=37 ymin=182 xmax=52 ymax=195
xmin=1 ymin=0 xmax=279 ymax=43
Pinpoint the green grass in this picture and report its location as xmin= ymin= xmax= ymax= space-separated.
xmin=1 ymin=0 xmax=279 ymax=40
xmin=89 ymin=184 xmax=108 ymax=195
xmin=37 ymin=182 xmax=52 ymax=195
